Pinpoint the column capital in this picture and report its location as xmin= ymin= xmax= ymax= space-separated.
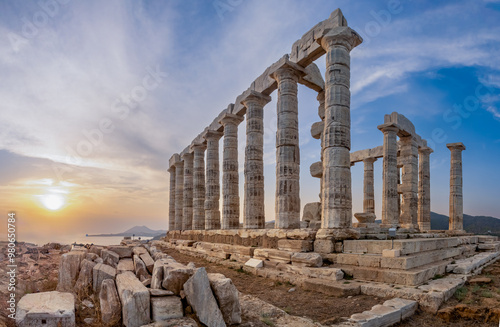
xmin=269 ymin=60 xmax=306 ymax=82
xmin=240 ymin=90 xmax=272 ymax=108
xmin=378 ymin=123 xmax=400 ymax=134
xmin=363 ymin=157 xmax=377 ymax=164
xmin=167 ymin=166 xmax=175 ymax=173
xmin=419 ymin=146 xmax=434 ymax=155
xmin=447 ymin=142 xmax=466 ymax=151
xmin=203 ymin=130 xmax=223 ymax=141
xmin=169 ymin=153 xmax=181 ymax=169
xmin=219 ymin=113 xmax=244 ymax=127
xmin=174 ymin=159 xmax=184 ymax=168
xmin=190 ymin=142 xmax=207 ymax=152
xmin=181 ymin=152 xmax=193 ymax=161
xmin=318 ymin=26 xmax=363 ymax=52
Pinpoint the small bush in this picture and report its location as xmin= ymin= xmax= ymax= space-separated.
xmin=454 ymin=287 xmax=468 ymax=301
xmin=344 ymin=273 xmax=353 ymax=280
xmin=481 ymin=291 xmax=493 ymax=298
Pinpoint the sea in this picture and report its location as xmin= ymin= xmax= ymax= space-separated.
xmin=21 ymin=235 xmax=154 ymax=247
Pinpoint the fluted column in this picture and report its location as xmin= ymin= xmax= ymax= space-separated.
xmin=241 ymin=91 xmax=272 ymax=229
xmin=271 ymin=64 xmax=304 ymax=229
xmin=204 ymin=130 xmax=223 ymax=230
xmin=220 ymin=113 xmax=244 ymax=230
xmin=174 ymin=159 xmax=184 ymax=230
xmin=191 ymin=142 xmax=207 ymax=230
xmin=168 ymin=166 xmax=176 ymax=231
xmin=319 ymin=26 xmax=362 ymax=228
xmin=363 ymin=158 xmax=377 ymax=214
xmin=418 ymin=147 xmax=433 ymax=231
xmin=181 ymin=152 xmax=194 ymax=230
xmin=400 ymin=136 xmax=419 ymax=229
xmin=447 ymin=143 xmax=466 ymax=231
xmin=379 ymin=124 xmax=399 ymax=228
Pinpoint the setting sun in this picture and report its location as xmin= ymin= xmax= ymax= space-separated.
xmin=40 ymin=194 xmax=65 ymax=211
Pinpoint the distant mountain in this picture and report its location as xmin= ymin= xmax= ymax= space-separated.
xmin=430 ymin=212 xmax=500 ymax=236
xmin=88 ymin=225 xmax=167 ymax=237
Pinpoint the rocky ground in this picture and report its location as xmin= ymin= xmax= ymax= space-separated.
xmin=1 ymin=241 xmax=499 ymax=327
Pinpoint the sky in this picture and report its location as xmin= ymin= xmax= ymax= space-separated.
xmin=0 ymin=0 xmax=499 ymax=244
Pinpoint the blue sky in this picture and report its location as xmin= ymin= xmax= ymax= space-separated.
xmin=0 ymin=0 xmax=499 ymax=242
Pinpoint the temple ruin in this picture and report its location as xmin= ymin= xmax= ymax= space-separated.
xmin=164 ymin=8 xmax=499 ymax=315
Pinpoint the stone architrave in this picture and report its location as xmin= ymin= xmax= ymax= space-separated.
xmin=270 ymin=62 xmax=305 ymax=229
xmin=220 ymin=113 xmax=244 ymax=230
xmin=168 ymin=166 xmax=176 ymax=231
xmin=379 ymin=124 xmax=400 ymax=228
xmin=241 ymin=91 xmax=272 ymax=229
xmin=418 ymin=147 xmax=433 ymax=231
xmin=447 ymin=143 xmax=466 ymax=231
xmin=191 ymin=142 xmax=207 ymax=230
xmin=400 ymin=135 xmax=419 ymax=229
xmin=203 ymin=130 xmax=224 ymax=230
xmin=174 ymin=158 xmax=184 ymax=231
xmin=182 ymin=152 xmax=194 ymax=230
xmin=318 ymin=22 xmax=362 ymax=228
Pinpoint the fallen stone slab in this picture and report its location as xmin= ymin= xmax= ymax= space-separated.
xmin=151 ymin=296 xmax=184 ymax=321
xmin=140 ymin=317 xmax=198 ymax=327
xmin=57 ymin=252 xmax=84 ymax=292
xmin=117 ymin=259 xmax=135 ymax=274
xmin=383 ymin=298 xmax=418 ymax=320
xmin=102 ymin=250 xmax=120 ymax=268
xmin=245 ymin=258 xmax=264 ymax=268
xmin=468 ymin=277 xmax=492 ymax=284
xmin=208 ymin=273 xmax=242 ymax=325
xmin=291 ymin=252 xmax=323 ymax=267
xmin=16 ymin=291 xmax=75 ymax=327
xmin=116 ymin=271 xmax=151 ymax=327
xmin=140 ymin=252 xmax=155 ymax=274
xmin=99 ymin=279 xmax=122 ymax=327
xmin=93 ymin=263 xmax=117 ymax=294
xmin=108 ymin=245 xmax=133 ymax=258
xmin=183 ymin=267 xmax=225 ymax=327
xmin=447 ymin=252 xmax=500 ymax=274
xmin=162 ymin=261 xmax=194 ymax=295
xmin=75 ymin=259 xmax=96 ymax=294
xmin=149 ymin=289 xmax=174 ymax=297
xmin=133 ymin=247 xmax=149 ymax=256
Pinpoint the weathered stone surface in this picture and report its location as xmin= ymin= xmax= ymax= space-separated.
xmin=379 ymin=123 xmax=400 ymax=227
xmin=149 ymin=289 xmax=174 ymax=297
xmin=93 ymin=263 xmax=117 ymax=294
xmin=204 ymin=130 xmax=223 ymax=230
xmin=383 ymin=298 xmax=418 ymax=320
xmin=75 ymin=259 xmax=96 ymax=294
xmin=133 ymin=247 xmax=148 ymax=256
xmin=117 ymin=259 xmax=135 ymax=274
xmin=314 ymin=239 xmax=334 ymax=253
xmin=447 ymin=142 xmax=466 ymax=231
xmin=151 ymin=296 xmax=183 ymax=322
xmin=116 ymin=271 xmax=151 ymax=327
xmin=168 ymin=165 xmax=176 ymax=231
xmin=245 ymin=258 xmax=264 ymax=268
xmin=151 ymin=263 xmax=164 ymax=290
xmin=277 ymin=239 xmax=313 ymax=252
xmin=208 ymin=273 xmax=242 ymax=325
xmin=183 ymin=268 xmax=225 ymax=327
xmin=182 ymin=152 xmax=194 ymax=230
xmin=291 ymin=252 xmax=323 ymax=267
xmin=303 ymin=278 xmax=360 ymax=297
xmin=191 ymin=143 xmax=207 ymax=230
xmin=418 ymin=147 xmax=433 ymax=231
xmin=86 ymin=253 xmax=99 ymax=262
xmin=140 ymin=253 xmax=155 ymax=274
xmin=99 ymin=279 xmax=122 ymax=327
xmin=16 ymin=291 xmax=75 ymax=327
xmin=102 ymin=250 xmax=120 ymax=268
xmin=108 ymin=246 xmax=133 ymax=258
xmin=162 ymin=261 xmax=194 ymax=295
xmin=174 ymin=158 xmax=184 ymax=231
xmin=253 ymin=248 xmax=291 ymax=264
xmin=302 ymin=202 xmax=321 ymax=225
xmin=89 ymin=245 xmax=104 ymax=257
xmin=140 ymin=317 xmax=198 ymax=327
xmin=57 ymin=251 xmax=85 ymax=292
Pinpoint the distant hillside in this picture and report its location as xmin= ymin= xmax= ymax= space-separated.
xmin=89 ymin=225 xmax=167 ymax=237
xmin=431 ymin=212 xmax=500 ymax=236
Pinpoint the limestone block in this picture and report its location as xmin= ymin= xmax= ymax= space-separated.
xmin=133 ymin=247 xmax=148 ymax=256
xmin=230 ymin=253 xmax=252 ymax=264
xmin=383 ymin=298 xmax=418 ymax=320
xmin=277 ymin=239 xmax=313 ymax=252
xmin=141 ymin=317 xmax=198 ymax=327
xmin=57 ymin=252 xmax=84 ymax=292
xmin=86 ymin=253 xmax=99 ymax=262
xmin=183 ymin=267 xmax=225 ymax=327
xmin=16 ymin=291 xmax=75 ymax=327
xmin=99 ymin=279 xmax=122 ymax=327
xmin=309 ymin=162 xmax=323 ymax=178
xmin=108 ymin=246 xmax=133 ymax=258
xmin=89 ymin=245 xmax=104 ymax=257
xmin=291 ymin=252 xmax=323 ymax=268
xmin=382 ymin=249 xmax=401 ymax=257
xmin=208 ymin=273 xmax=242 ymax=325
xmin=151 ymin=263 xmax=164 ymax=290
xmin=75 ymin=259 xmax=96 ymax=293
xmin=314 ymin=239 xmax=334 ymax=253
xmin=336 ymin=254 xmax=359 ymax=266
xmin=253 ymin=248 xmax=291 ymax=263
xmin=149 ymin=289 xmax=174 ymax=297
xmin=102 ymin=250 xmax=120 ymax=268
xmin=310 ymin=121 xmax=324 ymax=139
xmin=151 ymin=296 xmax=183 ymax=321
xmin=370 ymin=304 xmax=401 ymax=326
xmin=140 ymin=253 xmax=155 ymax=274
xmin=117 ymin=259 xmax=135 ymax=274
xmin=162 ymin=261 xmax=194 ymax=295
xmin=116 ymin=271 xmax=151 ymax=327
xmin=303 ymin=278 xmax=360 ymax=297
xmin=245 ymin=258 xmax=264 ymax=268
xmin=348 ymin=311 xmax=379 ymax=327
xmin=93 ymin=263 xmax=117 ymax=294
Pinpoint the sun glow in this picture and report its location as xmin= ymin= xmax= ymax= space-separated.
xmin=40 ymin=194 xmax=65 ymax=211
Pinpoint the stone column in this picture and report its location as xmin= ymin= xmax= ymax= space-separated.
xmin=400 ymin=136 xmax=419 ymax=229
xmin=220 ymin=113 xmax=244 ymax=230
xmin=204 ymin=130 xmax=223 ymax=230
xmin=418 ymin=147 xmax=433 ymax=231
xmin=181 ymin=152 xmax=194 ymax=230
xmin=168 ymin=166 xmax=176 ymax=231
xmin=447 ymin=143 xmax=466 ymax=231
xmin=241 ymin=91 xmax=272 ymax=229
xmin=319 ymin=26 xmax=362 ymax=229
xmin=191 ymin=142 xmax=207 ymax=230
xmin=363 ymin=158 xmax=377 ymax=214
xmin=378 ymin=124 xmax=399 ymax=228
xmin=271 ymin=63 xmax=304 ymax=229
xmin=174 ymin=159 xmax=184 ymax=230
